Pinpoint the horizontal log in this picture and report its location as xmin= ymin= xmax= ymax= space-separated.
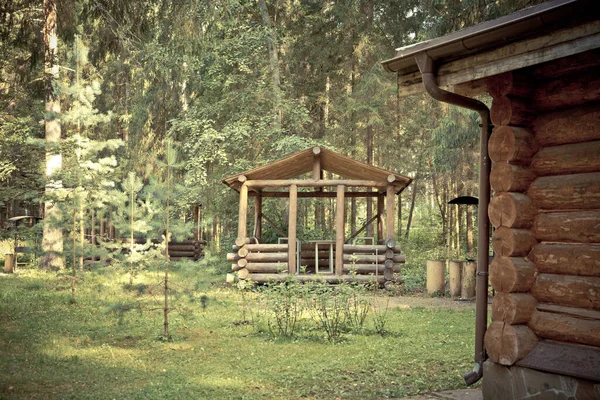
xmin=231 ymin=263 xmax=243 ymax=272
xmin=233 ymin=244 xmax=288 ymax=252
xmin=168 ymin=244 xmax=199 ymax=251
xmin=529 ymin=310 xmax=600 ymax=347
xmin=298 ymin=259 xmax=332 ymax=267
xmin=245 ymin=252 xmax=288 ymax=262
xmin=533 ymin=49 xmax=600 ymax=79
xmin=534 ymin=68 xmax=600 ymax=111
xmin=534 ymin=210 xmax=600 ymax=243
xmin=490 ymin=162 xmax=536 ymax=193
xmin=343 ymin=264 xmax=401 ymax=274
xmin=252 ymin=191 xmax=384 ymax=198
xmin=531 ymin=273 xmax=600 ymax=310
xmin=245 ymin=179 xmax=388 ymax=189
xmin=536 ymin=303 xmax=600 ymax=321
xmin=532 ymin=140 xmax=600 ymax=176
xmin=487 ymin=71 xmax=532 ymax=99
xmin=245 ymin=264 xmax=287 ymax=274
xmin=237 ymin=268 xmax=250 ymax=280
xmin=488 ymin=192 xmax=535 ymax=229
xmin=237 ymin=247 xmax=249 ymax=257
xmin=489 ymin=126 xmax=537 ymax=164
xmin=492 ymin=292 xmax=537 ymax=325
xmin=490 ymin=95 xmax=534 ymax=127
xmin=490 ymin=256 xmax=537 ymax=293
xmin=492 ymin=227 xmax=537 ymax=257
xmin=235 ymin=237 xmax=257 ymax=246
xmin=343 ymin=244 xmax=402 ymax=253
xmin=168 ymin=250 xmax=198 ymax=257
xmin=529 ymin=243 xmax=600 ymax=276
xmin=299 ymin=251 xmax=333 ymax=259
xmin=531 ymin=102 xmax=600 ymax=146
xmin=244 ymin=273 xmax=389 ymax=285
xmin=343 ymin=254 xmax=405 ymax=264
xmin=227 ymin=253 xmax=240 ymax=262
xmin=528 ymin=172 xmax=600 ymax=210
xmin=484 ymin=321 xmax=538 ymax=366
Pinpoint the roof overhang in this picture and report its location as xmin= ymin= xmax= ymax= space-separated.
xmin=221 ymin=147 xmax=412 ymax=195
xmin=382 ymin=0 xmax=600 ymax=97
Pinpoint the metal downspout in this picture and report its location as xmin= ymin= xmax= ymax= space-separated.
xmin=415 ymin=54 xmax=492 ymax=385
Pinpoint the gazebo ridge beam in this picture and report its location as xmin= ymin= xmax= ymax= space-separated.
xmin=245 ymin=179 xmax=392 ymax=189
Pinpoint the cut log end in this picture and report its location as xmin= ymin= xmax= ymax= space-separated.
xmin=485 ymin=321 xmax=538 ymax=366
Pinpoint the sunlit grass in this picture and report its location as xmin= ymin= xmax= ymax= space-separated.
xmin=0 ymin=263 xmax=477 ymax=399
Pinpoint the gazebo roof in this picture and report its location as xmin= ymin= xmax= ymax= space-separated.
xmin=222 ymin=146 xmax=412 ymax=194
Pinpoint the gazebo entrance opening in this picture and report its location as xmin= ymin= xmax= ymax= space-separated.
xmin=224 ymin=147 xmax=412 ymax=285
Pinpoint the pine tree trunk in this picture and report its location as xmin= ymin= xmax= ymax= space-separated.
xmin=366 ymin=126 xmax=374 ymax=237
xmin=40 ymin=0 xmax=64 ymax=270
xmin=257 ymin=0 xmax=282 ymax=130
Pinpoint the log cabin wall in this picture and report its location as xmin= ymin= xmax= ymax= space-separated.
xmin=484 ymin=52 xmax=600 ymax=374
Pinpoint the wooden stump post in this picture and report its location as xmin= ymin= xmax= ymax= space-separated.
xmin=254 ymin=194 xmax=262 ymax=241
xmin=3 ymin=254 xmax=15 ymax=274
xmin=449 ymin=260 xmax=463 ymax=298
xmin=386 ymin=184 xmax=395 ymax=242
xmin=426 ymin=260 xmax=445 ymax=296
xmin=462 ymin=261 xmax=477 ymax=298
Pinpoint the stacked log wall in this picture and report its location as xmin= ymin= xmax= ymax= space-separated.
xmin=485 ymin=62 xmax=600 ymax=368
xmin=228 ymin=240 xmax=404 ymax=285
xmin=485 ymin=71 xmax=539 ymax=366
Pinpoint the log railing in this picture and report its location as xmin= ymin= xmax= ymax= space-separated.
xmin=228 ymin=241 xmax=404 ymax=286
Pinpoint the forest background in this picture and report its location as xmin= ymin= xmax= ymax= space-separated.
xmin=0 ymin=0 xmax=544 ymax=287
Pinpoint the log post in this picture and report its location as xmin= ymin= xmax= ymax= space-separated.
xmin=288 ymin=184 xmax=298 ymax=274
xmin=237 ymin=183 xmax=248 ymax=244
xmin=462 ymin=261 xmax=477 ymax=299
xmin=254 ymin=194 xmax=262 ymax=241
xmin=377 ymin=195 xmax=384 ymax=242
xmin=335 ymin=185 xmax=345 ymax=276
xmin=312 ymin=146 xmax=321 ymax=181
xmin=386 ymin=184 xmax=395 ymax=242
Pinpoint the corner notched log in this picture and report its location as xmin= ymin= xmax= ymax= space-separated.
xmin=492 ymin=292 xmax=537 ymax=325
xmin=529 ymin=243 xmax=600 ymax=277
xmin=487 ymin=71 xmax=532 ymax=99
xmin=490 ymin=162 xmax=536 ymax=193
xmin=534 ymin=210 xmax=600 ymax=243
xmin=528 ymin=172 xmax=600 ymax=210
xmin=529 ymin=309 xmax=600 ymax=347
xmin=489 ymin=126 xmax=537 ymax=163
xmin=531 ymin=273 xmax=600 ymax=310
xmin=492 ymin=227 xmax=537 ymax=257
xmin=484 ymin=321 xmax=538 ymax=366
xmin=490 ymin=256 xmax=537 ymax=293
xmin=488 ymin=192 xmax=535 ymax=228
xmin=490 ymin=96 xmax=534 ymax=127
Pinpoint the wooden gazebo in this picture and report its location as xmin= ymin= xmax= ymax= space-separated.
xmin=224 ymin=146 xmax=412 ymax=285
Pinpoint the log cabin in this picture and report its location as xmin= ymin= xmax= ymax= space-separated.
xmin=382 ymin=0 xmax=600 ymax=398
xmin=222 ymin=146 xmax=412 ymax=286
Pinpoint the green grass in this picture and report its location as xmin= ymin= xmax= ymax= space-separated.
xmin=0 ymin=260 xmax=477 ymax=399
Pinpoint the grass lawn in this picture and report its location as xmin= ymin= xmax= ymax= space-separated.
xmin=0 ymin=258 xmax=478 ymax=399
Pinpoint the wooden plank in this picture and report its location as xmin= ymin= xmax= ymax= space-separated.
xmin=335 ymin=185 xmax=345 ymax=276
xmin=516 ymin=340 xmax=600 ymax=382
xmin=288 ymin=184 xmax=297 ymax=274
xmin=397 ymin=22 xmax=600 ymax=97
